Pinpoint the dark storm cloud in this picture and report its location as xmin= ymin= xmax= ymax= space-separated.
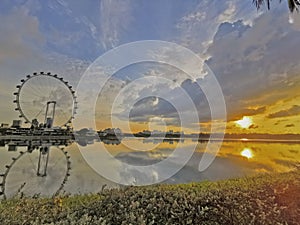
xmin=267 ymin=105 xmax=300 ymax=118
xmin=126 ymin=78 xmax=214 ymax=125
xmin=128 ymin=97 xmax=179 ymax=121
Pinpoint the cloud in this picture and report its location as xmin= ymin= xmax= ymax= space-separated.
xmin=285 ymin=124 xmax=295 ymax=128
xmin=274 ymin=119 xmax=288 ymax=125
xmin=204 ymin=8 xmax=300 ymax=122
xmin=267 ymin=105 xmax=300 ymax=119
xmin=217 ymin=1 xmax=237 ymax=23
xmin=176 ymin=0 xmax=258 ymax=53
xmin=99 ymin=0 xmax=133 ymax=50
xmin=213 ymin=20 xmax=250 ymax=42
xmin=0 ymin=6 xmax=44 ymax=63
xmin=229 ymin=106 xmax=266 ymax=121
xmin=249 ymin=124 xmax=259 ymax=129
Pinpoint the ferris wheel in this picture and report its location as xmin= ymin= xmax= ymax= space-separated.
xmin=0 ymin=145 xmax=71 ymax=199
xmin=13 ymin=72 xmax=77 ymax=127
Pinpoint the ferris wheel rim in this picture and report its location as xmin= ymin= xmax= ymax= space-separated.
xmin=0 ymin=147 xmax=71 ymax=200
xmin=13 ymin=72 xmax=77 ymax=127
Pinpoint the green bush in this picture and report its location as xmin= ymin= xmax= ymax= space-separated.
xmin=0 ymin=170 xmax=299 ymax=225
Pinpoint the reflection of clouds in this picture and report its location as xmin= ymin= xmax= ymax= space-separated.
xmin=119 ymin=168 xmax=158 ymax=186
xmin=74 ymin=139 xmax=299 ymax=186
xmin=272 ymin=159 xmax=298 ymax=168
xmin=114 ymin=150 xmax=270 ymax=185
xmin=115 ymin=151 xmax=167 ymax=166
xmin=114 ymin=150 xmax=172 ymax=185
xmin=219 ymin=142 xmax=300 ymax=172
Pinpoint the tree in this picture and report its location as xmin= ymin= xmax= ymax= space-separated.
xmin=253 ymin=0 xmax=300 ymax=12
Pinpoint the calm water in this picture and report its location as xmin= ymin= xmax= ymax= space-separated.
xmin=0 ymin=138 xmax=299 ymax=199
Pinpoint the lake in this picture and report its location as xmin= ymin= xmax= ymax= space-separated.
xmin=0 ymin=138 xmax=299 ymax=199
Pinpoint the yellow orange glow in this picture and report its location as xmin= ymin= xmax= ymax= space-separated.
xmin=240 ymin=138 xmax=249 ymax=141
xmin=241 ymin=148 xmax=253 ymax=159
xmin=235 ymin=116 xmax=253 ymax=129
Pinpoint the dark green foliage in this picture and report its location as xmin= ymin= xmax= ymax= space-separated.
xmin=253 ymin=0 xmax=300 ymax=12
xmin=0 ymin=170 xmax=299 ymax=224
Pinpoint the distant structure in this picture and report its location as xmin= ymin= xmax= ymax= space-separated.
xmin=0 ymin=123 xmax=9 ymax=128
xmin=13 ymin=72 xmax=77 ymax=128
xmin=98 ymin=128 xmax=123 ymax=138
xmin=31 ymin=119 xmax=39 ymax=129
xmin=11 ymin=120 xmax=22 ymax=128
xmin=135 ymin=129 xmax=184 ymax=138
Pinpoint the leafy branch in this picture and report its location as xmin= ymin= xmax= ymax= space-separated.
xmin=253 ymin=0 xmax=300 ymax=12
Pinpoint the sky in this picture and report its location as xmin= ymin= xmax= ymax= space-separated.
xmin=0 ymin=0 xmax=299 ymax=134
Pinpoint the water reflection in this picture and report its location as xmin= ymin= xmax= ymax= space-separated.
xmin=77 ymin=136 xmax=122 ymax=146
xmin=0 ymin=139 xmax=72 ymax=199
xmin=241 ymin=148 xmax=253 ymax=159
xmin=0 ymin=138 xmax=299 ymax=198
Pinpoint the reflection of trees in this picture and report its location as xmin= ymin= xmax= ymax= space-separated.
xmin=142 ymin=138 xmax=184 ymax=144
xmin=75 ymin=136 xmax=123 ymax=146
xmin=100 ymin=136 xmax=122 ymax=145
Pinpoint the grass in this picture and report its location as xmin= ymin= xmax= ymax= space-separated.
xmin=0 ymin=169 xmax=299 ymax=225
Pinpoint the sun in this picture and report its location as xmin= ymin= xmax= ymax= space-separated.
xmin=241 ymin=148 xmax=253 ymax=159
xmin=235 ymin=116 xmax=253 ymax=129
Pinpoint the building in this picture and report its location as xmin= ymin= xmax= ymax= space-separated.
xmin=11 ymin=120 xmax=22 ymax=128
xmin=1 ymin=123 xmax=9 ymax=128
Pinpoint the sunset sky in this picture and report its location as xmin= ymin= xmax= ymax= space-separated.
xmin=0 ymin=0 xmax=299 ymax=134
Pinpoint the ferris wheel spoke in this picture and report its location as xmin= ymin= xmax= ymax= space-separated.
xmin=34 ymin=76 xmax=48 ymax=94
xmin=25 ymin=154 xmax=38 ymax=173
xmin=49 ymin=79 xmax=59 ymax=97
xmin=33 ymin=104 xmax=47 ymax=120
xmin=24 ymin=79 xmax=48 ymax=97
xmin=21 ymin=80 xmax=41 ymax=99
xmin=21 ymin=89 xmax=44 ymax=99
xmin=9 ymin=164 xmax=37 ymax=174
xmin=25 ymin=80 xmax=42 ymax=97
xmin=5 ymin=174 xmax=32 ymax=185
xmin=5 ymin=184 xmax=27 ymax=197
xmin=19 ymin=101 xmax=36 ymax=104
xmin=5 ymin=175 xmax=32 ymax=188
xmin=51 ymin=156 xmax=66 ymax=169
xmin=55 ymin=109 xmax=68 ymax=125
xmin=32 ymin=76 xmax=50 ymax=96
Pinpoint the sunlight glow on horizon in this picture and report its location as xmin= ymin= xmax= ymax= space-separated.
xmin=241 ymin=148 xmax=253 ymax=159
xmin=235 ymin=116 xmax=253 ymax=129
